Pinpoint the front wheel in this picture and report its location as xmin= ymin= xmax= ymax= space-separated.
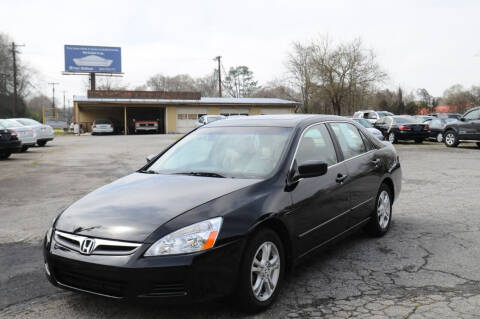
xmin=387 ymin=132 xmax=396 ymax=143
xmin=436 ymin=133 xmax=443 ymax=143
xmin=0 ymin=151 xmax=12 ymax=159
xmin=414 ymin=138 xmax=423 ymax=144
xmin=236 ymin=228 xmax=285 ymax=312
xmin=367 ymin=184 xmax=392 ymax=237
xmin=444 ymin=131 xmax=459 ymax=147
xmin=476 ymin=142 xmax=480 ymax=148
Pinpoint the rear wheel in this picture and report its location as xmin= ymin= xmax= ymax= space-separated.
xmin=236 ymin=228 xmax=285 ymax=312
xmin=444 ymin=131 xmax=459 ymax=147
xmin=0 ymin=151 xmax=12 ymax=159
xmin=476 ymin=142 xmax=480 ymax=148
xmin=37 ymin=141 xmax=47 ymax=147
xmin=414 ymin=138 xmax=423 ymax=144
xmin=387 ymin=132 xmax=396 ymax=143
xmin=21 ymin=145 xmax=29 ymax=152
xmin=436 ymin=133 xmax=443 ymax=143
xmin=367 ymin=184 xmax=392 ymax=237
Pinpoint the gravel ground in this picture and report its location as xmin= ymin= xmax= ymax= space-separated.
xmin=1 ymin=135 xmax=479 ymax=318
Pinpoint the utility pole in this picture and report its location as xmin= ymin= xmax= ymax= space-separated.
xmin=11 ymin=42 xmax=25 ymax=116
xmin=213 ymin=56 xmax=222 ymax=97
xmin=48 ymin=82 xmax=59 ymax=107
xmin=62 ymin=90 xmax=66 ymax=120
xmin=0 ymin=73 xmax=7 ymax=94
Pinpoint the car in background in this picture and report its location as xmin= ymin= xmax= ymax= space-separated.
xmin=0 ymin=122 xmax=21 ymax=159
xmin=351 ymin=118 xmax=384 ymax=140
xmin=43 ymin=115 xmax=401 ymax=311
xmin=195 ymin=115 xmax=226 ymax=128
xmin=92 ymin=119 xmax=115 ymax=135
xmin=0 ymin=119 xmax=36 ymax=152
xmin=427 ymin=113 xmax=462 ymax=120
xmin=374 ymin=116 xmax=430 ymax=143
xmin=423 ymin=118 xmax=458 ymax=142
xmin=134 ymin=120 xmax=158 ymax=134
xmin=443 ymin=106 xmax=480 ymax=148
xmin=353 ymin=110 xmax=394 ymax=123
xmin=9 ymin=118 xmax=54 ymax=147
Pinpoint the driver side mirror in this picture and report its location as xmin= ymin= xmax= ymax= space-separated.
xmin=146 ymin=154 xmax=156 ymax=163
xmin=297 ymin=160 xmax=328 ymax=179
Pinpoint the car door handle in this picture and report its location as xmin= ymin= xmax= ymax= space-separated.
xmin=371 ymin=159 xmax=381 ymax=165
xmin=336 ymin=174 xmax=348 ymax=183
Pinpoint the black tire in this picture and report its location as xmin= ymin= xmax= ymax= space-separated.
xmin=236 ymin=228 xmax=285 ymax=313
xmin=21 ymin=145 xmax=29 ymax=152
xmin=414 ymin=138 xmax=423 ymax=144
xmin=0 ymin=151 xmax=11 ymax=159
xmin=37 ymin=141 xmax=47 ymax=147
xmin=387 ymin=132 xmax=396 ymax=143
xmin=477 ymin=142 xmax=480 ymax=148
xmin=444 ymin=130 xmax=459 ymax=147
xmin=366 ymin=183 xmax=393 ymax=237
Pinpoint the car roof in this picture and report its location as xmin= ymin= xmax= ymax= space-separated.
xmin=206 ymin=114 xmax=351 ymax=128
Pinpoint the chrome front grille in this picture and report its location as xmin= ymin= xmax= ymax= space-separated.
xmin=54 ymin=231 xmax=141 ymax=256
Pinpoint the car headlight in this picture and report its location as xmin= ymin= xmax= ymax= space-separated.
xmin=144 ymin=217 xmax=223 ymax=256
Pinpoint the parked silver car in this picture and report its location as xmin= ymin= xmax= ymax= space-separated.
xmin=0 ymin=119 xmax=37 ymax=151
xmin=9 ymin=118 xmax=54 ymax=147
xmin=353 ymin=110 xmax=394 ymax=123
xmin=351 ymin=118 xmax=385 ymax=140
xmin=195 ymin=115 xmax=226 ymax=128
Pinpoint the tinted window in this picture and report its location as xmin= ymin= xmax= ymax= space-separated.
xmin=296 ymin=124 xmax=337 ymax=166
xmin=94 ymin=119 xmax=111 ymax=124
xmin=377 ymin=111 xmax=393 ymax=117
xmin=148 ymin=126 xmax=292 ymax=179
xmin=393 ymin=117 xmax=413 ymax=124
xmin=330 ymin=123 xmax=367 ymax=160
xmin=464 ymin=109 xmax=480 ymax=120
xmin=355 ymin=118 xmax=373 ymax=128
xmin=430 ymin=119 xmax=442 ymax=129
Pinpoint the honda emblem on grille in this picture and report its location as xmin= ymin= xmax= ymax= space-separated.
xmin=80 ymin=238 xmax=96 ymax=255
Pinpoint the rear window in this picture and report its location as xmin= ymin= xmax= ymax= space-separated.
xmin=0 ymin=119 xmax=21 ymax=128
xmin=94 ymin=119 xmax=112 ymax=124
xmin=15 ymin=119 xmax=39 ymax=126
xmin=393 ymin=117 xmax=413 ymax=124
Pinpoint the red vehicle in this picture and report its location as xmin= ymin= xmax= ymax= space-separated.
xmin=134 ymin=120 xmax=158 ymax=134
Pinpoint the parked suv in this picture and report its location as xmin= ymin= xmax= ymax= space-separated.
xmin=353 ymin=110 xmax=394 ymax=123
xmin=443 ymin=106 xmax=480 ymax=148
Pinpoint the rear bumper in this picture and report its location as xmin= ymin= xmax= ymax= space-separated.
xmin=92 ymin=128 xmax=114 ymax=133
xmin=44 ymin=235 xmax=245 ymax=303
xmin=396 ymin=131 xmax=430 ymax=140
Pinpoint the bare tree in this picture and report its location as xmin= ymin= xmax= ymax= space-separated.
xmin=96 ymin=77 xmax=129 ymax=90
xmin=223 ymin=66 xmax=259 ymax=98
xmin=308 ymin=36 xmax=387 ymax=115
xmin=286 ymin=42 xmax=315 ymax=112
xmin=146 ymin=74 xmax=197 ymax=91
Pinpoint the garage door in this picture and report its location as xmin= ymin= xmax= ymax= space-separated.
xmin=260 ymin=108 xmax=291 ymax=115
xmin=176 ymin=107 xmax=207 ymax=133
xmin=220 ymin=108 xmax=250 ymax=116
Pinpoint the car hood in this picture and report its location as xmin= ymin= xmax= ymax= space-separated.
xmin=55 ymin=173 xmax=260 ymax=242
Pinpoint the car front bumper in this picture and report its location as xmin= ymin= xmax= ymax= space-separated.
xmin=44 ymin=234 xmax=245 ymax=303
xmin=0 ymin=140 xmax=21 ymax=152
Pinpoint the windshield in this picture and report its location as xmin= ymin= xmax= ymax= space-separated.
xmin=146 ymin=126 xmax=293 ymax=179
xmin=0 ymin=119 xmax=22 ymax=128
xmin=15 ymin=119 xmax=40 ymax=126
xmin=377 ymin=111 xmax=393 ymax=117
xmin=354 ymin=118 xmax=373 ymax=128
xmin=94 ymin=119 xmax=112 ymax=124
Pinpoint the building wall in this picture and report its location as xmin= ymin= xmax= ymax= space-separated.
xmin=166 ymin=106 xmax=176 ymax=133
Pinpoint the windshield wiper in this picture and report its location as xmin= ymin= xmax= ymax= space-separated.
xmin=174 ymin=171 xmax=226 ymax=178
xmin=138 ymin=169 xmax=157 ymax=174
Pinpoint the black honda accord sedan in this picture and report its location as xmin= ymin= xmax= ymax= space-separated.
xmin=44 ymin=115 xmax=401 ymax=311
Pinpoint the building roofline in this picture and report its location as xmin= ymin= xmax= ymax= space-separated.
xmin=73 ymin=96 xmax=299 ymax=106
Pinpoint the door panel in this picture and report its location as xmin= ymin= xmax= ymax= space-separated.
xmin=290 ymin=162 xmax=350 ymax=255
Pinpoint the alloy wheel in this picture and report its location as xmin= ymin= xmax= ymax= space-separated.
xmin=388 ymin=132 xmax=395 ymax=143
xmin=436 ymin=133 xmax=443 ymax=143
xmin=377 ymin=190 xmax=391 ymax=229
xmin=250 ymin=241 xmax=281 ymax=302
xmin=445 ymin=133 xmax=455 ymax=146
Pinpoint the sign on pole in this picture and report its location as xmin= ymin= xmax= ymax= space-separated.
xmin=64 ymin=45 xmax=122 ymax=73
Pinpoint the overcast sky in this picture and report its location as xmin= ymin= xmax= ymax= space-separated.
xmin=2 ymin=0 xmax=480 ymax=105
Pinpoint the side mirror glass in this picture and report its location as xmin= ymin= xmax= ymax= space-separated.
xmin=460 ymin=117 xmax=466 ymax=122
xmin=146 ymin=154 xmax=156 ymax=163
xmin=297 ymin=161 xmax=328 ymax=179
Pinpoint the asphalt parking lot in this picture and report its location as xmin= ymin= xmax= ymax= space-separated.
xmin=1 ymin=135 xmax=480 ymax=318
